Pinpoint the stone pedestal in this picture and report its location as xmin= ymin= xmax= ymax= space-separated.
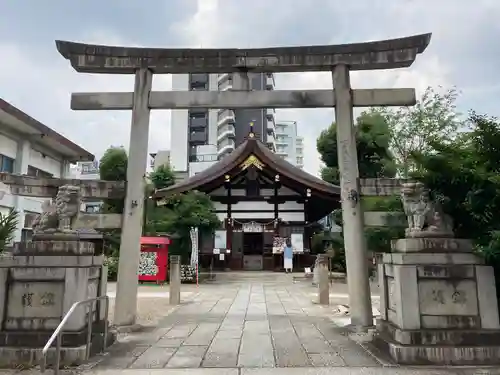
xmin=0 ymin=236 xmax=112 ymax=368
xmin=376 ymin=237 xmax=500 ymax=365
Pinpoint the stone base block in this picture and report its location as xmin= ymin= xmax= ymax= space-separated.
xmin=378 ymin=320 xmax=500 ymax=346
xmin=0 ymin=328 xmax=116 ymax=368
xmin=375 ymin=335 xmax=500 ymax=365
xmin=376 ymin=321 xmax=500 ymax=365
xmin=0 ymin=345 xmax=88 ymax=368
xmin=0 ymin=321 xmax=110 ymax=347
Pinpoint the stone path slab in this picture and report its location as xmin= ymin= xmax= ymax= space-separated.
xmin=91 ymin=279 xmax=381 ymax=370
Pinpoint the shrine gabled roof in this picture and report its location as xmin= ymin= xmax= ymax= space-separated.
xmin=154 ymin=137 xmax=341 ymax=198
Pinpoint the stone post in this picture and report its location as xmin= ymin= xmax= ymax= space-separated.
xmin=114 ymin=68 xmax=153 ymax=326
xmin=169 ymin=255 xmax=181 ymax=305
xmin=332 ymin=65 xmax=373 ymax=327
xmin=317 ymin=254 xmax=330 ymax=305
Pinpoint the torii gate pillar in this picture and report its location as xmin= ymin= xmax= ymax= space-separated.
xmin=333 ymin=64 xmax=372 ymax=327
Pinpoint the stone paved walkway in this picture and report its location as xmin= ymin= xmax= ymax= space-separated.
xmin=92 ymin=275 xmax=380 ymax=370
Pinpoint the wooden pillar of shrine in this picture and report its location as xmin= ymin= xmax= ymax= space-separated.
xmin=305 ymin=188 xmax=312 ymax=250
xmin=274 ymin=174 xmax=281 ymax=236
xmin=224 ymin=174 xmax=233 ymax=253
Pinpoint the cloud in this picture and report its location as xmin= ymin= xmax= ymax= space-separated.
xmin=0 ymin=0 xmax=498 ymax=178
xmin=170 ymin=0 xmax=458 ymax=176
xmin=0 ymin=32 xmax=172 ymax=162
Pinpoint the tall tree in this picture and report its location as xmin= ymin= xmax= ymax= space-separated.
xmin=412 ymin=112 xmax=500 ymax=245
xmin=316 ymin=111 xmax=400 ymax=270
xmin=412 ymin=112 xmax=500 ymax=301
xmin=376 ymin=87 xmax=462 ymax=177
xmin=99 ymin=147 xmax=128 ymax=214
xmin=99 ymin=146 xmax=128 ymax=262
xmin=317 ymin=111 xmax=397 ymax=185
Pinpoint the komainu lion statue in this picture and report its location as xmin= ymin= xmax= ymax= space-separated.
xmin=400 ymin=182 xmax=454 ymax=238
xmin=32 ymin=185 xmax=81 ymax=233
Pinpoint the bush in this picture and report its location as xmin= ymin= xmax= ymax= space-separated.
xmin=104 ymin=256 xmax=119 ymax=281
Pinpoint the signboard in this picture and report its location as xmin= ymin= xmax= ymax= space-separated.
xmin=214 ymin=230 xmax=227 ymax=249
xmin=291 ymin=233 xmax=304 ymax=253
xmin=79 ymin=161 xmax=99 ymax=175
xmin=242 ymin=222 xmax=263 ymax=233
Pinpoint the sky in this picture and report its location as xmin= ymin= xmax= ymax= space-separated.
xmin=0 ymin=0 xmax=499 ymax=177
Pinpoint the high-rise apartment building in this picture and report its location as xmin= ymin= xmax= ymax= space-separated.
xmin=275 ymin=121 xmax=304 ymax=168
xmin=169 ymin=73 xmax=276 ymax=176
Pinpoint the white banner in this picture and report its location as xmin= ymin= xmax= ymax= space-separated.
xmin=190 ymin=227 xmax=199 ymax=267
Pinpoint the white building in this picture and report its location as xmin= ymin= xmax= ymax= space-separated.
xmin=149 ymin=150 xmax=171 ymax=170
xmin=169 ymin=73 xmax=276 ymax=177
xmin=275 ymin=121 xmax=304 ymax=168
xmin=0 ymin=98 xmax=94 ymax=241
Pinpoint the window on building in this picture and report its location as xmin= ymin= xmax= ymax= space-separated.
xmin=0 ymin=154 xmax=14 ymax=173
xmin=27 ymin=166 xmax=53 ymax=179
xmin=24 ymin=211 xmax=39 ymax=228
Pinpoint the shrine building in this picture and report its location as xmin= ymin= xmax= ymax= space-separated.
xmin=154 ymin=129 xmax=341 ymax=271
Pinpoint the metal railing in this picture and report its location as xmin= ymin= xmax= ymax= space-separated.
xmin=41 ymin=296 xmax=110 ymax=375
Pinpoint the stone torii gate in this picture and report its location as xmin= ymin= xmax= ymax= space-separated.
xmin=55 ymin=33 xmax=431 ymax=328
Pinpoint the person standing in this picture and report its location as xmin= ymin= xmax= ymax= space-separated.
xmin=283 ymin=238 xmax=293 ymax=273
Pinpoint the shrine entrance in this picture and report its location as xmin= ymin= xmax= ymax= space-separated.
xmin=243 ymin=232 xmax=264 ymax=270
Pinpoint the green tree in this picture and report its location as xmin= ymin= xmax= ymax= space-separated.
xmin=99 ymin=146 xmax=128 ymax=214
xmin=99 ymin=146 xmax=128 ymax=265
xmin=412 ymin=112 xmax=500 ymax=245
xmin=411 ymin=112 xmax=500 ymax=303
xmin=149 ymin=164 xmax=176 ymax=191
xmin=317 ymin=111 xmax=397 ymax=185
xmin=377 ymin=87 xmax=462 ymax=177
xmin=316 ymin=111 xmax=401 ymax=269
xmin=148 ymin=191 xmax=220 ymax=262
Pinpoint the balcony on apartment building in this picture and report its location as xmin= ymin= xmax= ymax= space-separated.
xmin=275 ymin=135 xmax=288 ymax=146
xmin=217 ymin=123 xmax=236 ymax=142
xmin=266 ymin=73 xmax=275 ymax=90
xmin=217 ymin=137 xmax=235 ymax=158
xmin=217 ymin=109 xmax=235 ymax=126
xmin=266 ymin=133 xmax=276 ymax=153
xmin=218 ymin=74 xmax=233 ymax=91
xmin=217 ymin=73 xmax=231 ymax=84
xmin=266 ymin=108 xmax=276 ymax=133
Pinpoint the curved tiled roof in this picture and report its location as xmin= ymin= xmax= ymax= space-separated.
xmin=154 ymin=138 xmax=340 ymax=198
